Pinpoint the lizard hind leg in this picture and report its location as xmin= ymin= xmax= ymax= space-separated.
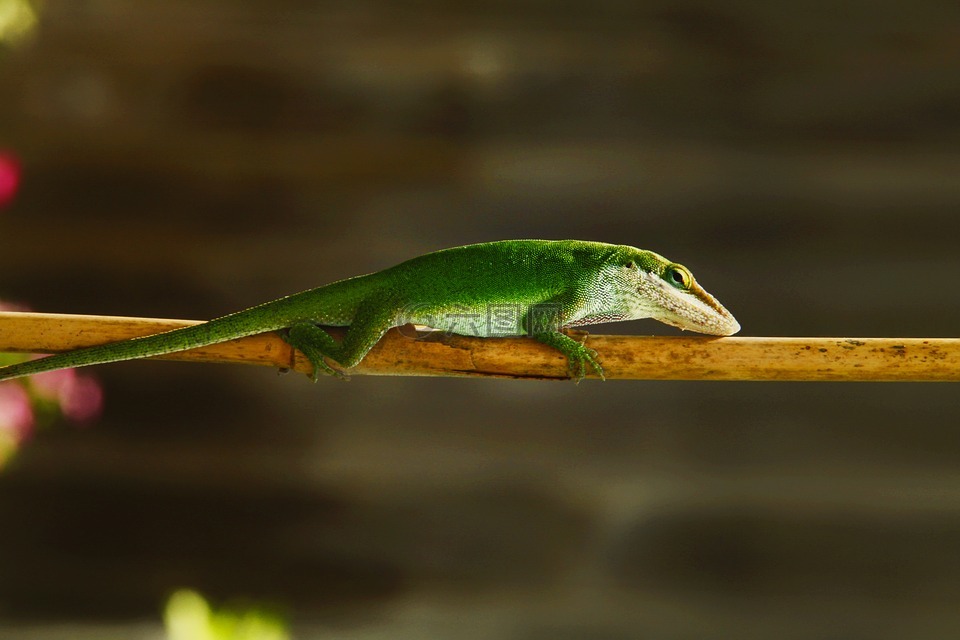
xmin=283 ymin=322 xmax=347 ymax=381
xmin=282 ymin=303 xmax=398 ymax=382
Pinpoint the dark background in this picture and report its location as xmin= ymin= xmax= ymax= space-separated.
xmin=2 ymin=1 xmax=960 ymax=638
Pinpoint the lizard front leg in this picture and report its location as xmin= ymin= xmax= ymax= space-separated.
xmin=533 ymin=330 xmax=604 ymax=382
xmin=523 ymin=301 xmax=604 ymax=382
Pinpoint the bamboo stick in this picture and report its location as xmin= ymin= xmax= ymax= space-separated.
xmin=1 ymin=311 xmax=959 ymax=381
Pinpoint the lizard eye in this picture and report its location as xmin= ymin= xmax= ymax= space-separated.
xmin=624 ymin=261 xmax=636 ymax=270
xmin=665 ymin=265 xmax=692 ymax=290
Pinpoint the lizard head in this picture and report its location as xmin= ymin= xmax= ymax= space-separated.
xmin=613 ymin=247 xmax=740 ymax=336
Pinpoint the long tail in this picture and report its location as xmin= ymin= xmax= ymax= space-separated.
xmin=0 ymin=302 xmax=300 ymax=382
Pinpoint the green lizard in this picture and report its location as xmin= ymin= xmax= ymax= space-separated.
xmin=0 ymin=239 xmax=739 ymax=382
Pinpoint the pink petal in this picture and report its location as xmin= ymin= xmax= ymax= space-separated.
xmin=0 ymin=382 xmax=36 ymax=442
xmin=58 ymin=374 xmax=104 ymax=424
xmin=0 ymin=152 xmax=21 ymax=208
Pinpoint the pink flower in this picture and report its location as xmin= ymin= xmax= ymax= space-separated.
xmin=29 ymin=366 xmax=74 ymax=399
xmin=0 ymin=151 xmax=21 ymax=208
xmin=32 ymin=368 xmax=103 ymax=424
xmin=0 ymin=382 xmax=35 ymax=443
xmin=0 ymin=300 xmax=29 ymax=312
xmin=58 ymin=374 xmax=103 ymax=424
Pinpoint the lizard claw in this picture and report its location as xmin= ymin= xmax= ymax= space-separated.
xmin=579 ymin=349 xmax=605 ymax=383
xmin=569 ymin=345 xmax=604 ymax=383
xmin=307 ymin=357 xmax=349 ymax=382
xmin=534 ymin=330 xmax=604 ymax=383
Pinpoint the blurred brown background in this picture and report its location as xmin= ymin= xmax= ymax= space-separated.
xmin=2 ymin=1 xmax=960 ymax=638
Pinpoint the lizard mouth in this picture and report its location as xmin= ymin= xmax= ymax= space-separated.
xmin=661 ymin=297 xmax=740 ymax=336
xmin=667 ymin=284 xmax=740 ymax=335
xmin=678 ymin=280 xmax=740 ymax=336
xmin=635 ymin=272 xmax=740 ymax=336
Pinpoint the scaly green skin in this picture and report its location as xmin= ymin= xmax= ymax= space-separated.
xmin=0 ymin=240 xmax=739 ymax=382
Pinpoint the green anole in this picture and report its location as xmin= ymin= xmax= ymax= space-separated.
xmin=0 ymin=240 xmax=739 ymax=382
